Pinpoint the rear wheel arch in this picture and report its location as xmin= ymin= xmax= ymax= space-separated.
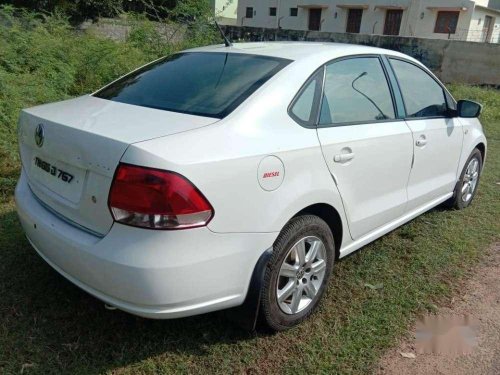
xmin=260 ymin=215 xmax=335 ymax=330
xmin=230 ymin=204 xmax=343 ymax=331
xmin=292 ymin=203 xmax=343 ymax=259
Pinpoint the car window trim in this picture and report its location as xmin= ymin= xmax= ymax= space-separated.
xmin=315 ymin=54 xmax=400 ymax=129
xmin=94 ymin=52 xmax=292 ymax=120
xmin=386 ymin=56 xmax=457 ymax=121
xmin=380 ymin=55 xmax=406 ymax=119
xmin=315 ymin=65 xmax=327 ymax=126
xmin=287 ymin=66 xmax=325 ymax=128
xmin=288 ymin=54 xmax=453 ymax=129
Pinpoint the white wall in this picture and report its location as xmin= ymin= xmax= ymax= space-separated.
xmin=468 ymin=6 xmax=500 ymax=42
xmin=224 ymin=24 xmax=500 ymax=84
xmin=236 ymin=0 xmax=414 ymax=32
xmin=215 ymin=0 xmax=238 ymax=25
xmin=235 ymin=0 xmax=499 ymax=42
xmin=474 ymin=0 xmax=491 ymax=6
xmin=408 ymin=0 xmax=475 ymax=40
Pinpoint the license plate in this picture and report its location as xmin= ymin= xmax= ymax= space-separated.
xmin=30 ymin=156 xmax=86 ymax=203
xmin=34 ymin=157 xmax=74 ymax=183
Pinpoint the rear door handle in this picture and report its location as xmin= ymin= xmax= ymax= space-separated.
xmin=334 ymin=153 xmax=355 ymax=163
xmin=416 ymin=137 xmax=427 ymax=147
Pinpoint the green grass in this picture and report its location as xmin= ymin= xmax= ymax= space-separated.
xmin=1 ymin=10 xmax=500 ymax=375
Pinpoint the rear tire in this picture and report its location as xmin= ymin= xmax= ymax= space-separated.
xmin=447 ymin=148 xmax=482 ymax=210
xmin=260 ymin=215 xmax=335 ymax=331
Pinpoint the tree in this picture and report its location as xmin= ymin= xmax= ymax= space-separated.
xmin=0 ymin=1 xmax=182 ymax=21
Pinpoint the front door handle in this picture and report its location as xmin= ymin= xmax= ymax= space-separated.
xmin=334 ymin=152 xmax=355 ymax=163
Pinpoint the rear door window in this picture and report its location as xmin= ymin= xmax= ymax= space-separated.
xmin=95 ymin=52 xmax=291 ymax=118
xmin=319 ymin=57 xmax=395 ymax=125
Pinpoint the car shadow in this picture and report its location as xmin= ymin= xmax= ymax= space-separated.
xmin=0 ymin=209 xmax=259 ymax=374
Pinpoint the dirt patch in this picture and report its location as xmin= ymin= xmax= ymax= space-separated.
xmin=378 ymin=243 xmax=500 ymax=375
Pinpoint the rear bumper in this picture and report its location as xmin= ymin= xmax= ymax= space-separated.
xmin=15 ymin=170 xmax=276 ymax=319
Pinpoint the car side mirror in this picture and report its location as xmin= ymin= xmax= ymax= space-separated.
xmin=457 ymin=100 xmax=482 ymax=118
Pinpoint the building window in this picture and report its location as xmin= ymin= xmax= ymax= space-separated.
xmin=383 ymin=9 xmax=403 ymax=36
xmin=346 ymin=9 xmax=363 ymax=33
xmin=308 ymin=9 xmax=322 ymax=31
xmin=269 ymin=7 xmax=277 ymax=16
xmin=246 ymin=7 xmax=254 ymax=19
xmin=434 ymin=11 xmax=459 ymax=34
xmin=290 ymin=8 xmax=298 ymax=17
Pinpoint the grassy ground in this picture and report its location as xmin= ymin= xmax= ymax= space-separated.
xmin=1 ymin=11 xmax=500 ymax=375
xmin=1 ymin=87 xmax=498 ymax=375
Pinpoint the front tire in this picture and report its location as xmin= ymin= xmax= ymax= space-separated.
xmin=260 ymin=215 xmax=335 ymax=331
xmin=448 ymin=148 xmax=482 ymax=210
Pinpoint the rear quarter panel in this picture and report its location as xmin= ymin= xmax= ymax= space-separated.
xmin=123 ymin=111 xmax=348 ymax=237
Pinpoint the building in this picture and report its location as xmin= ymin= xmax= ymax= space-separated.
xmin=214 ymin=0 xmax=239 ymax=25
xmin=236 ymin=0 xmax=500 ymax=42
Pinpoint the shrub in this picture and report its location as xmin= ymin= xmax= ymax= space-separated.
xmin=0 ymin=3 xmax=219 ymax=171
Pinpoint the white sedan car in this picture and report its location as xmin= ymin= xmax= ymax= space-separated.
xmin=16 ymin=42 xmax=486 ymax=331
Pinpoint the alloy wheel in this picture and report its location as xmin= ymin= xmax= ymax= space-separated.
xmin=461 ymin=157 xmax=480 ymax=203
xmin=276 ymin=236 xmax=327 ymax=314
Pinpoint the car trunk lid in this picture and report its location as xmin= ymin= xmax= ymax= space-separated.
xmin=18 ymin=95 xmax=218 ymax=236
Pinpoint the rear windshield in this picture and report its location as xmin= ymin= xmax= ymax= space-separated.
xmin=94 ymin=52 xmax=291 ymax=118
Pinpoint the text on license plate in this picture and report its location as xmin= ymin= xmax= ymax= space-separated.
xmin=34 ymin=157 xmax=74 ymax=184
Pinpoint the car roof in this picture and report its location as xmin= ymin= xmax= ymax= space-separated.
xmin=185 ymin=41 xmax=413 ymax=62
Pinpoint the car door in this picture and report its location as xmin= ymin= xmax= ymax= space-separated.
xmin=388 ymin=58 xmax=463 ymax=211
xmin=316 ymin=56 xmax=413 ymax=240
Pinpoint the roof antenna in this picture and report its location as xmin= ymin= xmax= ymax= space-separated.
xmin=215 ymin=19 xmax=233 ymax=47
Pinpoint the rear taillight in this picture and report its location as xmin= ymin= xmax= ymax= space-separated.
xmin=108 ymin=164 xmax=213 ymax=230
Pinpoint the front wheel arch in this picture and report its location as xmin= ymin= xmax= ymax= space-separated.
xmin=476 ymin=142 xmax=486 ymax=166
xmin=447 ymin=147 xmax=483 ymax=210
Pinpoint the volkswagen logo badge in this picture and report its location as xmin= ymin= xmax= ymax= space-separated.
xmin=35 ymin=124 xmax=45 ymax=148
